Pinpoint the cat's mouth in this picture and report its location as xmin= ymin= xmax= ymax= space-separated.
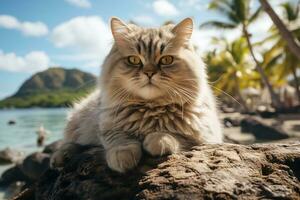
xmin=141 ymin=81 xmax=158 ymax=88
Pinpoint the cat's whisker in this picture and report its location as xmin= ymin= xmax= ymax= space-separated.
xmin=207 ymin=74 xmax=226 ymax=84
xmin=162 ymin=84 xmax=186 ymax=119
xmin=164 ymin=87 xmax=176 ymax=105
xmin=161 ymin=80 xmax=194 ymax=103
xmin=170 ymin=83 xmax=198 ymax=103
xmin=172 ymin=89 xmax=185 ymax=120
xmin=208 ymin=84 xmax=242 ymax=107
xmin=178 ymin=79 xmax=198 ymax=82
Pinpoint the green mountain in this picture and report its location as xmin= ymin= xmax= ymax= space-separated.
xmin=0 ymin=67 xmax=97 ymax=108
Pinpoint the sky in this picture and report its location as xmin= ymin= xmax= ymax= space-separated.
xmin=0 ymin=0 xmax=289 ymax=99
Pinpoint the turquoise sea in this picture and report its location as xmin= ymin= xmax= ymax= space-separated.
xmin=0 ymin=108 xmax=69 ymax=199
xmin=0 ymin=108 xmax=68 ymax=174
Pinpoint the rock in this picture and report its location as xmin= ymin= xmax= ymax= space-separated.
xmin=258 ymin=110 xmax=278 ymax=118
xmin=26 ymin=143 xmax=300 ymax=200
xmin=0 ymin=165 xmax=29 ymax=187
xmin=220 ymin=112 xmax=243 ymax=128
xmin=258 ymin=106 xmax=300 ymax=118
xmin=20 ymin=152 xmax=50 ymax=181
xmin=223 ymin=127 xmax=256 ymax=144
xmin=1 ymin=181 xmax=25 ymax=200
xmin=0 ymin=148 xmax=24 ymax=164
xmin=0 ymin=152 xmax=49 ymax=199
xmin=220 ymin=106 xmax=236 ymax=113
xmin=0 ymin=152 xmax=50 ymax=188
xmin=7 ymin=120 xmax=16 ymax=125
xmin=241 ymin=117 xmax=289 ymax=140
xmin=43 ymin=140 xmax=63 ymax=154
xmin=10 ymin=187 xmax=35 ymax=200
xmin=278 ymin=105 xmax=300 ymax=114
xmin=223 ymin=117 xmax=241 ymax=127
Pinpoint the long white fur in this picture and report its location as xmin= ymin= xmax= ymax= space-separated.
xmin=51 ymin=17 xmax=223 ymax=173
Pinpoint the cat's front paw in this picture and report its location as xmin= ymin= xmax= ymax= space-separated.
xmin=143 ymin=133 xmax=180 ymax=156
xmin=106 ymin=143 xmax=142 ymax=173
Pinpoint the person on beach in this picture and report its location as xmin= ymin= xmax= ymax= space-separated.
xmin=36 ymin=125 xmax=48 ymax=147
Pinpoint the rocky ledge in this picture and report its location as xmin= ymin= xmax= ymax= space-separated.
xmin=12 ymin=142 xmax=300 ymax=200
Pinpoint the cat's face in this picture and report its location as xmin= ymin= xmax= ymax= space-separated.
xmin=101 ymin=17 xmax=204 ymax=104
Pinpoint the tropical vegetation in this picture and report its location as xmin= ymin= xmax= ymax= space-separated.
xmin=202 ymin=0 xmax=300 ymax=111
xmin=0 ymin=68 xmax=96 ymax=108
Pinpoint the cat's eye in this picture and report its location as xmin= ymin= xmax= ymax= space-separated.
xmin=159 ymin=55 xmax=173 ymax=65
xmin=127 ymin=56 xmax=141 ymax=65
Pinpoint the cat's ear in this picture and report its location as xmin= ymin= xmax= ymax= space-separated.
xmin=110 ymin=17 xmax=131 ymax=47
xmin=172 ymin=18 xmax=193 ymax=42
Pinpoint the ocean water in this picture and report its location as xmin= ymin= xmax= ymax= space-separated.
xmin=0 ymin=108 xmax=69 ymax=199
xmin=0 ymin=108 xmax=69 ymax=173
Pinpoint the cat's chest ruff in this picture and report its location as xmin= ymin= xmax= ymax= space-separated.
xmin=110 ymin=103 xmax=200 ymax=136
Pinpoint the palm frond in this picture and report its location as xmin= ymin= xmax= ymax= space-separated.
xmin=199 ymin=21 xmax=237 ymax=29
xmin=254 ymin=33 xmax=278 ymax=47
xmin=228 ymin=12 xmax=240 ymax=24
xmin=234 ymin=0 xmax=248 ymax=22
xmin=208 ymin=0 xmax=239 ymax=24
xmin=249 ymin=6 xmax=262 ymax=23
xmin=281 ymin=2 xmax=299 ymax=21
xmin=209 ymin=0 xmax=231 ymax=13
xmin=264 ymin=54 xmax=282 ymax=72
xmin=209 ymin=0 xmax=231 ymax=11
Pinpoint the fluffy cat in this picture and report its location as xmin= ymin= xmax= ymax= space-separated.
xmin=51 ymin=17 xmax=223 ymax=173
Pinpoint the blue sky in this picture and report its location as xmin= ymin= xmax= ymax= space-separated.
xmin=0 ymin=0 xmax=287 ymax=99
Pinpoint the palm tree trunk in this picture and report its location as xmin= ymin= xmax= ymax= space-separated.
xmin=242 ymin=24 xmax=282 ymax=109
xmin=291 ymin=65 xmax=300 ymax=103
xmin=259 ymin=0 xmax=300 ymax=60
xmin=235 ymin=77 xmax=250 ymax=113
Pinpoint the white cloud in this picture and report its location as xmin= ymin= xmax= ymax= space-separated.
xmin=0 ymin=50 xmax=50 ymax=73
xmin=21 ymin=21 xmax=49 ymax=37
xmin=84 ymin=60 xmax=101 ymax=68
xmin=51 ymin=16 xmax=112 ymax=67
xmin=0 ymin=15 xmax=19 ymax=29
xmin=54 ymin=53 xmax=98 ymax=62
xmin=133 ymin=15 xmax=156 ymax=26
xmin=0 ymin=15 xmax=48 ymax=37
xmin=192 ymin=28 xmax=241 ymax=54
xmin=65 ymin=0 xmax=91 ymax=8
xmin=178 ymin=0 xmax=208 ymax=11
xmin=153 ymin=0 xmax=179 ymax=17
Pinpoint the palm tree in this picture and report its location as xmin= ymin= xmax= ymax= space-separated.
xmin=259 ymin=0 xmax=300 ymax=60
xmin=206 ymin=37 xmax=260 ymax=112
xmin=200 ymin=0 xmax=282 ymax=109
xmin=259 ymin=2 xmax=300 ymax=102
xmin=262 ymin=42 xmax=300 ymax=102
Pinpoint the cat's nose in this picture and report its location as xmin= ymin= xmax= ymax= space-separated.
xmin=144 ymin=71 xmax=156 ymax=79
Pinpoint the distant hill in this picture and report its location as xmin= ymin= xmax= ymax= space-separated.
xmin=0 ymin=67 xmax=97 ymax=108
